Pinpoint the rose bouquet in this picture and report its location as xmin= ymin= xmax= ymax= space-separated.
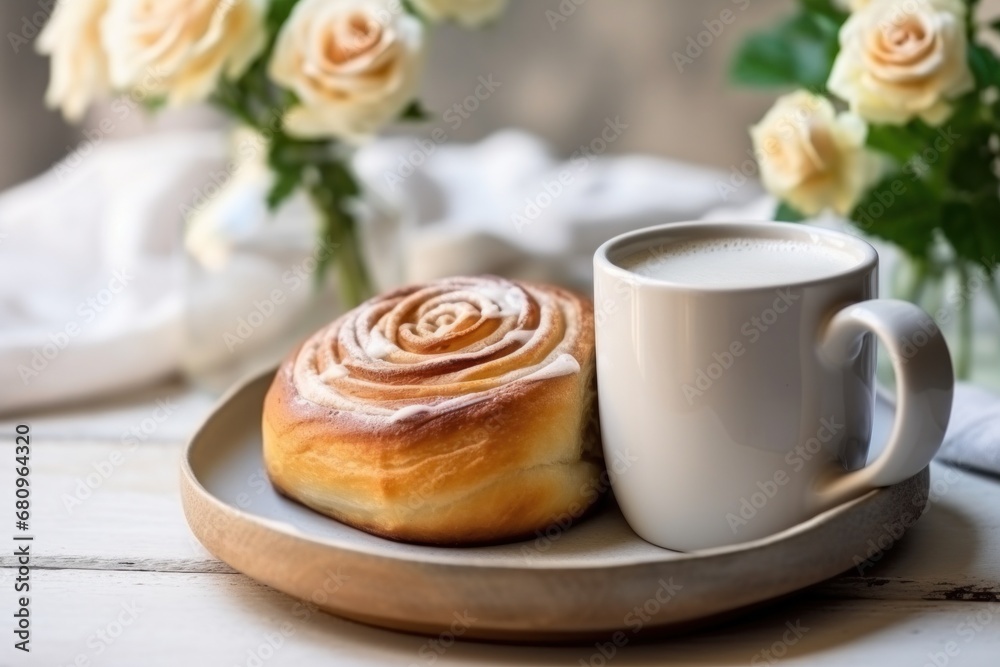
xmin=731 ymin=0 xmax=1000 ymax=377
xmin=38 ymin=0 xmax=505 ymax=307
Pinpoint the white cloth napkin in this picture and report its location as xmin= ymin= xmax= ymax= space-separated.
xmin=1 ymin=129 xmax=753 ymax=411
xmin=0 ymin=128 xmax=996 ymax=478
xmin=0 ymin=131 xmax=226 ymax=413
xmin=939 ymin=385 xmax=1000 ymax=476
xmin=354 ymin=130 xmax=749 ymax=289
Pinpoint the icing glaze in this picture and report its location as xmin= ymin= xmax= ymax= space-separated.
xmin=364 ymin=329 xmax=397 ymax=359
xmin=320 ymin=364 xmax=349 ymax=381
xmin=292 ymin=277 xmax=585 ymax=422
xmin=477 ymin=285 xmax=525 ymax=317
xmin=503 ymin=329 xmax=535 ymax=344
xmin=520 ymin=353 xmax=581 ymax=382
xmin=390 ymin=404 xmax=433 ymax=422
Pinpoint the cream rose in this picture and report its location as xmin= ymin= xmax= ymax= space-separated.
xmin=269 ymin=0 xmax=425 ymax=141
xmin=101 ymin=0 xmax=266 ymax=106
xmin=828 ymin=0 xmax=974 ymax=125
xmin=751 ymin=91 xmax=882 ymax=217
xmin=37 ymin=0 xmax=110 ymax=121
xmin=409 ymin=0 xmax=506 ymax=27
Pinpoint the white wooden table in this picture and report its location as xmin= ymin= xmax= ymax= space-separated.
xmin=2 ymin=381 xmax=999 ymax=667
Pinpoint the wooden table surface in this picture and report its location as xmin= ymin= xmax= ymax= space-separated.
xmin=1 ymin=380 xmax=999 ymax=666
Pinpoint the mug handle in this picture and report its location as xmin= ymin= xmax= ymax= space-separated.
xmin=815 ymin=299 xmax=954 ymax=508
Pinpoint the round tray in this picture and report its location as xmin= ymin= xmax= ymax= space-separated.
xmin=181 ymin=369 xmax=930 ymax=643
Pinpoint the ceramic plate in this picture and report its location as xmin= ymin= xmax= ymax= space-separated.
xmin=181 ymin=369 xmax=930 ymax=642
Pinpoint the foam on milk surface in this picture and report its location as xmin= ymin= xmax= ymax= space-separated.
xmin=621 ymin=237 xmax=859 ymax=288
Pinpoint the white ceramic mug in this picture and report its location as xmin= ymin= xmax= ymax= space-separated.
xmin=593 ymin=222 xmax=954 ymax=551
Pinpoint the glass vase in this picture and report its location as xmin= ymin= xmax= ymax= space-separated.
xmin=885 ymin=249 xmax=1000 ymax=390
xmin=179 ymin=144 xmax=402 ymax=392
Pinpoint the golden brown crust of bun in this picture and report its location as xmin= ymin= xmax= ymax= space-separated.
xmin=262 ymin=276 xmax=602 ymax=545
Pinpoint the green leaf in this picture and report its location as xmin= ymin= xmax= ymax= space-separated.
xmin=850 ymin=175 xmax=941 ymax=258
xmin=142 ymin=96 xmax=168 ymax=113
xmin=402 ymin=0 xmax=424 ymax=19
xmin=325 ymin=161 xmax=361 ymax=198
xmin=266 ymin=165 xmax=303 ymax=210
xmin=266 ymin=0 xmax=299 ymax=35
xmin=947 ymin=125 xmax=995 ymax=193
xmin=775 ymin=201 xmax=806 ymax=222
xmin=967 ymin=43 xmax=1000 ymax=88
xmin=799 ymin=0 xmax=849 ymax=22
xmin=306 ymin=166 xmax=372 ymax=303
xmin=941 ymin=195 xmax=1000 ymax=269
xmin=268 ymin=133 xmax=338 ymax=169
xmin=264 ymin=135 xmax=315 ymax=209
xmin=729 ymin=11 xmax=840 ymax=89
xmin=865 ymin=123 xmax=935 ymax=163
xmin=399 ymin=100 xmax=430 ymax=122
xmin=939 ymin=200 xmax=976 ymax=265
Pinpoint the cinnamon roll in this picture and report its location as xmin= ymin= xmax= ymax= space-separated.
xmin=262 ymin=276 xmax=602 ymax=545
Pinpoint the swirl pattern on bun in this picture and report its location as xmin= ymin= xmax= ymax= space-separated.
xmin=262 ymin=276 xmax=602 ymax=545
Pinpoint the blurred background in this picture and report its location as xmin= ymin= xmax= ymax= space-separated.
xmin=0 ymin=0 xmax=805 ymax=412
xmin=0 ymin=0 xmax=797 ymax=190
xmin=4 ymin=0 xmax=1000 ymax=411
